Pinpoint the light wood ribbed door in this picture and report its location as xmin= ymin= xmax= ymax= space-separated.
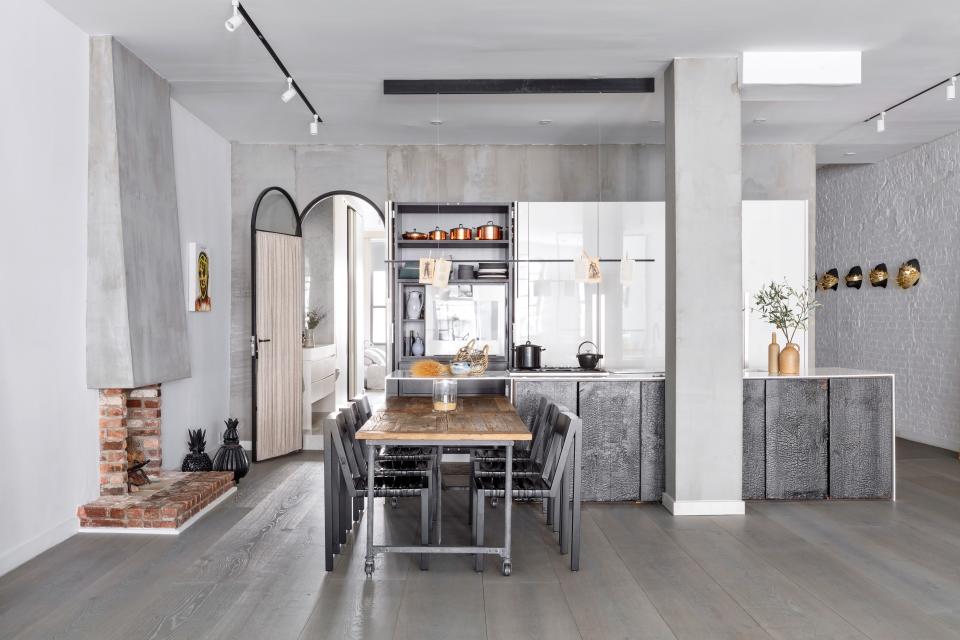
xmin=255 ymin=231 xmax=303 ymax=460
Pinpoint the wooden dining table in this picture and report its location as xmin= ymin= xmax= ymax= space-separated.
xmin=356 ymin=395 xmax=531 ymax=576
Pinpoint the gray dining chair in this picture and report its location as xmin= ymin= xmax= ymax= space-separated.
xmin=471 ymin=409 xmax=582 ymax=572
xmin=328 ymin=408 xmax=436 ymax=570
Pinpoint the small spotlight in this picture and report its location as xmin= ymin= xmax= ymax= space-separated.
xmin=430 ymin=119 xmax=443 ymax=125
xmin=224 ymin=0 xmax=244 ymax=32
xmin=876 ymin=111 xmax=885 ymax=133
xmin=843 ymin=151 xmax=857 ymax=156
xmin=310 ymin=114 xmax=319 ymax=136
xmin=538 ymin=119 xmax=553 ymax=125
xmin=281 ymin=77 xmax=297 ymax=103
xmin=949 ymin=77 xmax=957 ymax=101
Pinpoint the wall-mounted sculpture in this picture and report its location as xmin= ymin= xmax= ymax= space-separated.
xmin=818 ymin=268 xmax=839 ymax=291
xmin=897 ymin=259 xmax=921 ymax=289
xmin=845 ymin=266 xmax=863 ymax=289
xmin=869 ymin=263 xmax=888 ymax=288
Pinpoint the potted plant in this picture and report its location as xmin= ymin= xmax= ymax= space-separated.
xmin=304 ymin=307 xmax=326 ymax=348
xmin=752 ymin=280 xmax=821 ymax=375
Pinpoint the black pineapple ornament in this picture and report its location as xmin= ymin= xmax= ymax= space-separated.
xmin=213 ymin=418 xmax=249 ymax=483
xmin=181 ymin=428 xmax=213 ymax=472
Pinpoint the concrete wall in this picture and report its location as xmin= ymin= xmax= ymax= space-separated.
xmin=163 ymin=101 xmax=232 ymax=468
xmin=0 ymin=0 xmax=97 ymax=577
xmin=817 ymin=133 xmax=960 ymax=450
xmin=86 ymin=36 xmax=190 ymax=389
xmin=229 ymin=142 xmax=812 ymax=440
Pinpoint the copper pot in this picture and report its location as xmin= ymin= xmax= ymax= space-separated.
xmin=449 ymin=224 xmax=473 ymax=240
xmin=402 ymin=229 xmax=429 ymax=240
xmin=476 ymin=221 xmax=504 ymax=240
xmin=428 ymin=226 xmax=448 ymax=241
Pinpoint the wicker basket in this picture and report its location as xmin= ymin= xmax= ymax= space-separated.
xmin=452 ymin=339 xmax=489 ymax=375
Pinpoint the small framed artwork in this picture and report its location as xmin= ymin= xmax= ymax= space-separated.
xmin=188 ymin=242 xmax=212 ymax=312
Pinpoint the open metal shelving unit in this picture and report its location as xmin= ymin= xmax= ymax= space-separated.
xmin=387 ymin=202 xmax=515 ymax=393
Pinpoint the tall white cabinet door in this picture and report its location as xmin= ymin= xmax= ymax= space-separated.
xmin=742 ymin=200 xmax=810 ymax=371
xmin=255 ymin=231 xmax=304 ymax=461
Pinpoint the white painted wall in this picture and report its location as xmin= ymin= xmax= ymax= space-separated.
xmin=0 ymin=0 xmax=97 ymax=577
xmin=164 ymin=101 xmax=232 ymax=467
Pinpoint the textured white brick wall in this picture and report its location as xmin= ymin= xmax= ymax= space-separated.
xmin=817 ymin=133 xmax=960 ymax=451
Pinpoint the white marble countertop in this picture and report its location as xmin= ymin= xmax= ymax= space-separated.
xmin=742 ymin=367 xmax=894 ymax=380
xmin=388 ymin=367 xmax=893 ymax=382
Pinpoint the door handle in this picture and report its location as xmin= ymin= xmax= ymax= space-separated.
xmin=258 ymin=338 xmax=272 ymax=343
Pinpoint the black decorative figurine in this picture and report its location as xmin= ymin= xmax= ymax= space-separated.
xmin=181 ymin=428 xmax=213 ymax=472
xmin=845 ymin=266 xmax=863 ymax=289
xmin=213 ymin=418 xmax=249 ymax=483
xmin=869 ymin=263 xmax=888 ymax=288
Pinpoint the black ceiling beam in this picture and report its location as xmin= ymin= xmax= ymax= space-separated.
xmin=383 ymin=78 xmax=655 ymax=95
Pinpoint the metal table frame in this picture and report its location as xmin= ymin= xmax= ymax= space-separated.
xmin=363 ymin=437 xmax=518 ymax=576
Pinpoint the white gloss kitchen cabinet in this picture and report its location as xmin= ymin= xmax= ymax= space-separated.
xmin=514 ymin=202 xmax=666 ymax=371
xmin=515 ymin=200 xmax=810 ymax=373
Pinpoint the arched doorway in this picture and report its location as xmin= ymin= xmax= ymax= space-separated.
xmin=300 ymin=191 xmax=386 ymax=415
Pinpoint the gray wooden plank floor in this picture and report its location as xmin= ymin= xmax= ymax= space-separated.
xmin=3 ymin=439 xmax=960 ymax=640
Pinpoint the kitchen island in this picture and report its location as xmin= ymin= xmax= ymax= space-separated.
xmin=386 ymin=368 xmax=895 ymax=502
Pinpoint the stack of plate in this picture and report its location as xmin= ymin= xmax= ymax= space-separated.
xmin=477 ymin=262 xmax=508 ymax=279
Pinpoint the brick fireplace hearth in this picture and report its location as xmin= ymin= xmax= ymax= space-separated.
xmin=79 ymin=383 xmax=236 ymax=532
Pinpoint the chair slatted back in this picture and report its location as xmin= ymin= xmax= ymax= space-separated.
xmin=541 ymin=408 xmax=579 ymax=488
xmin=340 ymin=405 xmax=368 ymax=476
xmin=351 ymin=395 xmax=373 ymax=424
xmin=530 ymin=401 xmax=559 ymax=466
xmin=327 ymin=412 xmax=360 ymax=489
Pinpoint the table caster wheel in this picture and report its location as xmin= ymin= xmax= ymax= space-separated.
xmin=364 ymin=560 xmax=375 ymax=576
xmin=391 ymin=497 xmax=399 ymax=509
xmin=491 ymin=497 xmax=499 ymax=509
xmin=501 ymin=561 xmax=512 ymax=576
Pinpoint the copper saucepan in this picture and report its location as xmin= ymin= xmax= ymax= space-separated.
xmin=476 ymin=221 xmax=504 ymax=240
xmin=402 ymin=229 xmax=429 ymax=240
xmin=428 ymin=226 xmax=448 ymax=240
xmin=449 ymin=224 xmax=473 ymax=240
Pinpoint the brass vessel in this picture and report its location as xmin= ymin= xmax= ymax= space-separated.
xmin=845 ymin=266 xmax=863 ymax=289
xmin=897 ymin=259 xmax=921 ymax=289
xmin=869 ymin=263 xmax=888 ymax=288
xmin=818 ymin=268 xmax=839 ymax=291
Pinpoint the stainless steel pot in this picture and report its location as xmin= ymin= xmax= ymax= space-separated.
xmin=514 ymin=341 xmax=545 ymax=369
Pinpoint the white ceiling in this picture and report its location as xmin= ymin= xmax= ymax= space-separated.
xmin=46 ymin=0 xmax=960 ymax=163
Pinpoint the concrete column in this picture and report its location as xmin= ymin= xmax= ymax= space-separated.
xmin=663 ymin=58 xmax=744 ymax=515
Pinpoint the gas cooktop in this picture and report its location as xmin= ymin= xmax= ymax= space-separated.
xmin=508 ymin=367 xmax=610 ymax=377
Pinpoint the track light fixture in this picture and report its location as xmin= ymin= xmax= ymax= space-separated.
xmin=866 ymin=70 xmax=960 ymax=128
xmin=281 ymin=77 xmax=297 ymax=103
xmin=224 ymin=0 xmax=244 ymax=32
xmin=224 ymin=1 xmax=323 ymax=130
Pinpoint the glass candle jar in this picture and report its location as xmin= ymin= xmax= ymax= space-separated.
xmin=432 ymin=378 xmax=458 ymax=412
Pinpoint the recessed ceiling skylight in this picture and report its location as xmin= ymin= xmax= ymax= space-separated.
xmin=742 ymin=51 xmax=861 ymax=85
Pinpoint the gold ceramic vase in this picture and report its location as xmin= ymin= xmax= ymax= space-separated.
xmin=778 ymin=342 xmax=800 ymax=375
xmin=767 ymin=332 xmax=780 ymax=375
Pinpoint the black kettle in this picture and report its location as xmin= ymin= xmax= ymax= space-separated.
xmin=514 ymin=341 xmax=545 ymax=369
xmin=576 ymin=341 xmax=603 ymax=370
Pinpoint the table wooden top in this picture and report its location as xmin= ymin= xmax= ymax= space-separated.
xmin=356 ymin=396 xmax=531 ymax=442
